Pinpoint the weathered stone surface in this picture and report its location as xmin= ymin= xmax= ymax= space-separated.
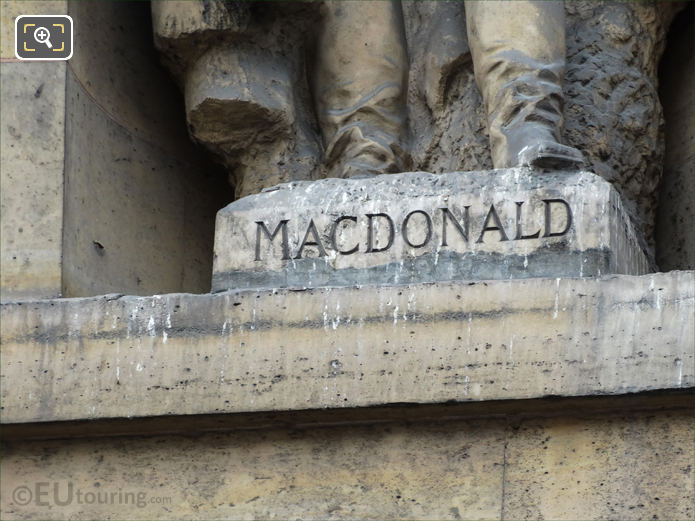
xmin=152 ymin=2 xmax=682 ymax=258
xmin=60 ymin=0 xmax=231 ymax=297
xmin=152 ymin=2 xmax=323 ymax=198
xmin=151 ymin=0 xmax=251 ymax=81
xmin=183 ymin=42 xmax=320 ymax=199
xmin=0 ymin=62 xmax=65 ymax=301
xmin=1 ymin=404 xmax=692 ymax=520
xmin=1 ymin=2 xmax=232 ymax=300
xmin=656 ymin=5 xmax=695 ymax=271
xmin=404 ymin=1 xmax=684 ymax=257
xmin=503 ymin=409 xmax=694 ymax=521
xmin=2 ymin=4 xmax=692 ymax=520
xmin=213 ymin=169 xmax=649 ymax=291
xmin=1 ymin=416 xmax=506 ymax=520
xmin=1 ymin=271 xmax=691 ymax=425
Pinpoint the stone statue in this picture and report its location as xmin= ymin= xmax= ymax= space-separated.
xmin=152 ymin=1 xmax=681 ymax=259
xmin=311 ymin=1 xmax=410 ymax=179
xmin=313 ymin=0 xmax=584 ymax=178
xmin=152 ymin=0 xmax=581 ymax=181
xmin=464 ymin=1 xmax=584 ymax=169
xmin=152 ymin=1 xmax=321 ymax=198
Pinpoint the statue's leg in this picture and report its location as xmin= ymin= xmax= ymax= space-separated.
xmin=313 ymin=0 xmax=409 ymax=178
xmin=465 ymin=0 xmax=584 ymax=169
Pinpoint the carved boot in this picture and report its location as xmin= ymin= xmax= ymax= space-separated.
xmin=465 ymin=0 xmax=584 ymax=169
xmin=313 ymin=0 xmax=410 ymax=179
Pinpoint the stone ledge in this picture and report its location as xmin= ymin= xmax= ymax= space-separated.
xmin=3 ymin=392 xmax=692 ymax=441
xmin=1 ymin=271 xmax=693 ymax=424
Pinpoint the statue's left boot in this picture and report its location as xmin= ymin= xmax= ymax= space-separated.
xmin=517 ymin=138 xmax=586 ymax=170
xmin=465 ymin=0 xmax=584 ymax=170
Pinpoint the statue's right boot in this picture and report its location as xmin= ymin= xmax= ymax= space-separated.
xmin=465 ymin=0 xmax=584 ymax=169
xmin=313 ymin=0 xmax=410 ymax=179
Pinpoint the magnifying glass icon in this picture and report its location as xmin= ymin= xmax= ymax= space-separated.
xmin=33 ymin=26 xmax=53 ymax=49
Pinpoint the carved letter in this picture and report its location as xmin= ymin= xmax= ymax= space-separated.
xmin=476 ymin=204 xmax=509 ymax=243
xmin=366 ymin=213 xmax=395 ymax=253
xmin=331 ymin=216 xmax=359 ymax=255
xmin=543 ymin=199 xmax=572 ymax=237
xmin=440 ymin=206 xmax=470 ymax=246
xmin=255 ymin=220 xmax=290 ymax=261
xmin=515 ymin=201 xmax=541 ymax=240
xmin=402 ymin=210 xmax=433 ymax=248
xmin=294 ymin=219 xmax=327 ymax=259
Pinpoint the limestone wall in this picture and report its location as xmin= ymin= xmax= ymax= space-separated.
xmin=60 ymin=1 xmax=230 ymax=297
xmin=0 ymin=1 xmax=67 ymax=300
xmin=1 ymin=273 xmax=693 ymax=519
xmin=1 ymin=1 xmax=231 ymax=301
xmin=2 ymin=398 xmax=693 ymax=520
xmin=0 ymin=3 xmax=693 ymax=520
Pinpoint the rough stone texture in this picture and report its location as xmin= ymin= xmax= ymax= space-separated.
xmin=0 ymin=61 xmax=65 ymax=300
xmin=502 ymin=409 xmax=694 ymax=521
xmin=404 ymin=1 xmax=683 ymax=261
xmin=151 ymin=0 xmax=251 ymax=82
xmin=656 ymin=5 xmax=695 ymax=271
xmin=2 ymin=5 xmax=692 ymax=521
xmin=562 ymin=2 xmax=682 ymax=259
xmin=404 ymin=2 xmax=487 ymax=174
xmin=157 ymin=2 xmax=684 ymax=261
xmin=60 ymin=1 xmax=232 ymax=297
xmin=183 ymin=40 xmax=321 ymax=199
xmin=1 ymin=405 xmax=692 ymax=520
xmin=1 ymin=271 xmax=692 ymax=425
xmin=152 ymin=1 xmax=323 ymax=198
xmin=214 ymin=170 xmax=649 ymax=291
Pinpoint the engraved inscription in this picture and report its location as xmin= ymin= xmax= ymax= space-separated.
xmin=253 ymin=199 xmax=573 ymax=261
xmin=331 ymin=216 xmax=359 ymax=255
xmin=255 ymin=220 xmax=290 ymax=261
xmin=402 ymin=210 xmax=433 ymax=248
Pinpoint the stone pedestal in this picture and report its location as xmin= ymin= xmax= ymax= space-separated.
xmin=213 ymin=169 xmax=650 ymax=291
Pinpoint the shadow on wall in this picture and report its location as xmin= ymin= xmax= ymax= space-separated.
xmin=62 ymin=0 xmax=233 ymax=298
xmin=656 ymin=2 xmax=695 ymax=271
